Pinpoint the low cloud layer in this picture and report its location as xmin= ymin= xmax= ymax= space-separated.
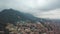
xmin=0 ymin=0 xmax=60 ymax=19
xmin=34 ymin=9 xmax=60 ymax=19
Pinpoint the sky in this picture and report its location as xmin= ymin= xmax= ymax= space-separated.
xmin=0 ymin=0 xmax=60 ymax=19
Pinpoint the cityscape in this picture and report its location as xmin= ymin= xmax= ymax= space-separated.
xmin=0 ymin=0 xmax=60 ymax=34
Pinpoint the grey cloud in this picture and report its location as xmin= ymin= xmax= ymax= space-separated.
xmin=0 ymin=0 xmax=60 ymax=19
xmin=0 ymin=0 xmax=60 ymax=11
xmin=37 ymin=1 xmax=60 ymax=11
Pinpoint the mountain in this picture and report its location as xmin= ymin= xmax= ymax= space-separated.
xmin=0 ymin=9 xmax=59 ymax=33
xmin=0 ymin=9 xmax=39 ymax=25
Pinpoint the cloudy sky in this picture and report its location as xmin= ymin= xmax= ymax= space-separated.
xmin=0 ymin=0 xmax=60 ymax=19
